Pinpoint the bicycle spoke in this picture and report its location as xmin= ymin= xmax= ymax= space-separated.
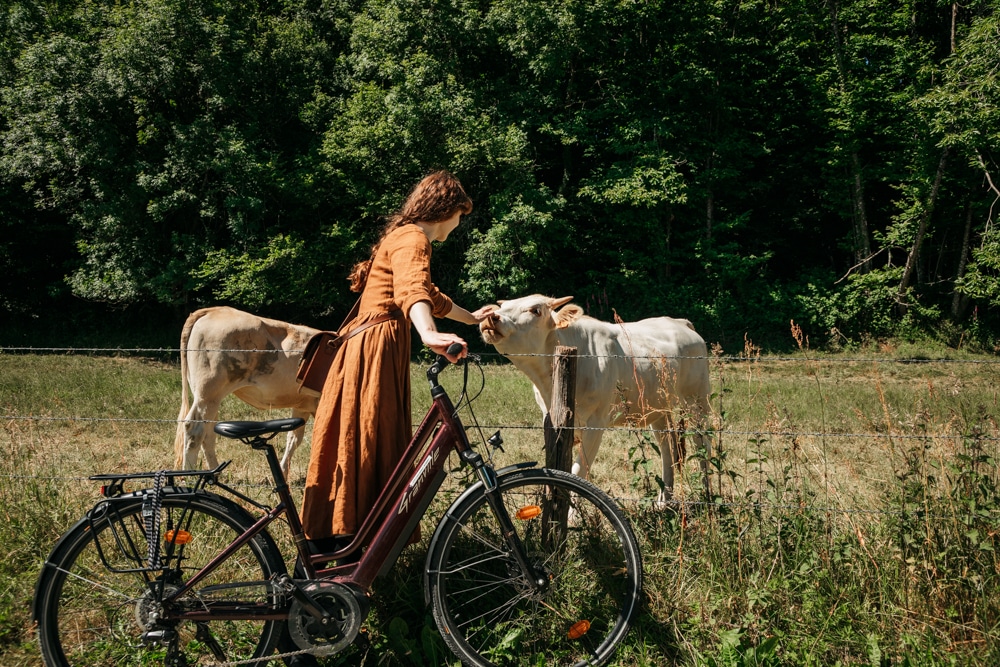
xmin=428 ymin=469 xmax=642 ymax=667
xmin=459 ymin=588 xmax=532 ymax=634
xmin=36 ymin=492 xmax=285 ymax=667
xmin=45 ymin=562 xmax=139 ymax=602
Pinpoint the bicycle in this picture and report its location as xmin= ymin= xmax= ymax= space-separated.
xmin=33 ymin=344 xmax=644 ymax=667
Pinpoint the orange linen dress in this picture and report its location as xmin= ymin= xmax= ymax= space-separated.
xmin=301 ymin=224 xmax=453 ymax=541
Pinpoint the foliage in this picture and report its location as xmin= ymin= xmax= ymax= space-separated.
xmin=962 ymin=227 xmax=1000 ymax=307
xmin=892 ymin=426 xmax=1000 ymax=644
xmin=2 ymin=0 xmax=1000 ymax=347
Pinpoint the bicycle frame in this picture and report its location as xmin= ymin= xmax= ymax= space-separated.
xmin=310 ymin=380 xmax=472 ymax=587
xmin=156 ymin=359 xmax=492 ymax=623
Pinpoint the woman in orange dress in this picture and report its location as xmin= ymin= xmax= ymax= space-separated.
xmin=300 ymin=170 xmax=491 ymax=553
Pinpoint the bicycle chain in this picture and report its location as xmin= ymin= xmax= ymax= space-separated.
xmin=199 ymin=646 xmax=321 ymax=667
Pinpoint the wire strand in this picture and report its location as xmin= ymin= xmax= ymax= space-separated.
xmin=3 ymin=346 xmax=1000 ymax=364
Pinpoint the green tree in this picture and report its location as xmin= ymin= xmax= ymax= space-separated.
xmin=1 ymin=0 xmax=355 ymax=317
xmin=797 ymin=0 xmax=1000 ymax=342
xmin=2 ymin=0 xmax=999 ymax=348
xmin=921 ymin=11 xmax=1000 ymax=310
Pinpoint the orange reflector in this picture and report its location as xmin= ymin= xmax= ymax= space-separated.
xmin=567 ymin=620 xmax=591 ymax=640
xmin=164 ymin=529 xmax=193 ymax=545
xmin=515 ymin=505 xmax=542 ymax=520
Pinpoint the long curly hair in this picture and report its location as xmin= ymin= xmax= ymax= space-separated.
xmin=348 ymin=170 xmax=473 ymax=292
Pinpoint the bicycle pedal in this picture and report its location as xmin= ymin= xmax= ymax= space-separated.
xmin=141 ymin=628 xmax=177 ymax=646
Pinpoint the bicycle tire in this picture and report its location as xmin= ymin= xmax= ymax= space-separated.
xmin=425 ymin=467 xmax=643 ymax=667
xmin=34 ymin=488 xmax=287 ymax=667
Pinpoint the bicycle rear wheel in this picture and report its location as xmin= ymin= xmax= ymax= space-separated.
xmin=425 ymin=467 xmax=643 ymax=667
xmin=34 ymin=489 xmax=286 ymax=667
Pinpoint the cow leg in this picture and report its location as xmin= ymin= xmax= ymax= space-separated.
xmin=181 ymin=403 xmax=206 ymax=469
xmin=199 ymin=402 xmax=222 ymax=470
xmin=651 ymin=414 xmax=677 ymax=509
xmin=689 ymin=396 xmax=713 ymax=500
xmin=572 ymin=427 xmax=602 ymax=481
xmin=278 ymin=409 xmax=312 ymax=481
xmin=653 ymin=405 xmax=713 ymax=508
xmin=695 ymin=428 xmax=712 ymax=500
xmin=182 ymin=398 xmax=221 ymax=470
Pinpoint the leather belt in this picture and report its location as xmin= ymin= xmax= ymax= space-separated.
xmin=340 ymin=309 xmax=403 ymax=343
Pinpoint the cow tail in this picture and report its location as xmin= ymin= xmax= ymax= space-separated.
xmin=174 ymin=309 xmax=203 ymax=466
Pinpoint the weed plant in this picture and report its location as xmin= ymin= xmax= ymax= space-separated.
xmin=0 ymin=347 xmax=998 ymax=665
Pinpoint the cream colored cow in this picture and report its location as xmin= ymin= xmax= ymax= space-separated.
xmin=174 ymin=306 xmax=321 ymax=479
xmin=480 ymin=295 xmax=712 ymax=503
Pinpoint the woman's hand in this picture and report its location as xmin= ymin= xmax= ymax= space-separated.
xmin=469 ymin=305 xmax=498 ymax=321
xmin=411 ymin=301 xmax=467 ymax=362
xmin=422 ymin=331 xmax=467 ymax=362
xmin=446 ymin=303 xmax=497 ymax=325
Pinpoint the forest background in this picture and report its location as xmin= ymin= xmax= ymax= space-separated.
xmin=2 ymin=0 xmax=1000 ymax=353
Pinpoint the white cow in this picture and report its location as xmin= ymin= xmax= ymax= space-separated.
xmin=480 ymin=295 xmax=712 ymax=503
xmin=174 ymin=306 xmax=321 ymax=479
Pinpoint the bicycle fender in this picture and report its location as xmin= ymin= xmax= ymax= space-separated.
xmin=499 ymin=461 xmax=537 ymax=473
xmin=422 ymin=461 xmax=537 ymax=607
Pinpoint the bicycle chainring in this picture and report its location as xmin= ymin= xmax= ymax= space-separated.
xmin=287 ymin=581 xmax=364 ymax=656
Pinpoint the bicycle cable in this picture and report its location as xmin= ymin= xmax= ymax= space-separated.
xmin=451 ymin=354 xmax=497 ymax=466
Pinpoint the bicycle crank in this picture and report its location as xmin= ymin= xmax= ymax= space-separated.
xmin=287 ymin=581 xmax=368 ymax=656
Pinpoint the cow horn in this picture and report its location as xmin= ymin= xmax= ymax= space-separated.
xmin=550 ymin=296 xmax=574 ymax=310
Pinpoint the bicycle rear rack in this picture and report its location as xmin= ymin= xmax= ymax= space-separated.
xmin=90 ymin=461 xmax=229 ymax=498
xmin=87 ymin=463 xmax=228 ymax=575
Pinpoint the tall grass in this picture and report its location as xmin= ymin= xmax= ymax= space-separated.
xmin=1 ymin=348 xmax=998 ymax=665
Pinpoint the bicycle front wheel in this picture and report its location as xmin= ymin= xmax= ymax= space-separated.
xmin=34 ymin=489 xmax=286 ymax=667
xmin=425 ymin=467 xmax=643 ymax=667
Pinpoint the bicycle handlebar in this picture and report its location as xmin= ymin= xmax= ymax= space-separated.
xmin=427 ymin=342 xmax=468 ymax=384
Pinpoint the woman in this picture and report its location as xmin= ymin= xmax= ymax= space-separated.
xmin=300 ymin=170 xmax=491 ymax=553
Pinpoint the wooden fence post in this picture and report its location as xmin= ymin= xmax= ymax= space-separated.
xmin=544 ymin=346 xmax=577 ymax=472
xmin=543 ymin=346 xmax=576 ymax=547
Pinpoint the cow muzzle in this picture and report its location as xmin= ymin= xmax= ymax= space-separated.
xmin=479 ymin=312 xmax=503 ymax=344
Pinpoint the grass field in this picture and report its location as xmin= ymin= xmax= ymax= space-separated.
xmin=1 ymin=346 xmax=999 ymax=666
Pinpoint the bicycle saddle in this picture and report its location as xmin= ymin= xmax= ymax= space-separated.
xmin=214 ymin=418 xmax=306 ymax=439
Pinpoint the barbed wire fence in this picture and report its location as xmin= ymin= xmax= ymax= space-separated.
xmin=2 ymin=345 xmax=999 ymax=521
xmin=3 ymin=344 xmax=1000 ymax=363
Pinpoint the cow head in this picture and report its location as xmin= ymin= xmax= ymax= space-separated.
xmin=479 ymin=295 xmax=584 ymax=354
